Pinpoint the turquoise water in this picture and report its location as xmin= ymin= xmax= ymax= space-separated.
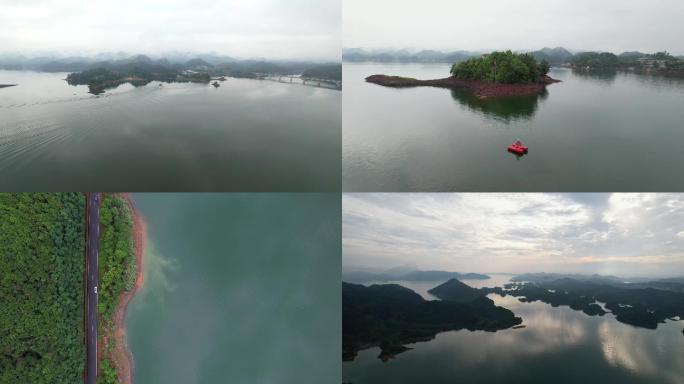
xmin=126 ymin=193 xmax=341 ymax=383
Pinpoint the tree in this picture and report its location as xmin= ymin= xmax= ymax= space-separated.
xmin=450 ymin=50 xmax=546 ymax=84
xmin=539 ymin=59 xmax=550 ymax=75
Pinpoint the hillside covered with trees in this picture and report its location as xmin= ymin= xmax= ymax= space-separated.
xmin=450 ymin=51 xmax=550 ymax=84
xmin=97 ymin=195 xmax=136 ymax=384
xmin=0 ymin=193 xmax=85 ymax=383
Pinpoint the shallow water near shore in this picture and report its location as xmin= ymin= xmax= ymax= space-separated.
xmin=343 ymin=63 xmax=684 ymax=191
xmin=343 ymin=275 xmax=684 ymax=384
xmin=0 ymin=71 xmax=340 ymax=191
xmin=125 ymin=193 xmax=340 ymax=384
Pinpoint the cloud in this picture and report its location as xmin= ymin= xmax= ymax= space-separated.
xmin=343 ymin=193 xmax=684 ymax=277
xmin=343 ymin=0 xmax=684 ymax=55
xmin=0 ymin=0 xmax=340 ymax=60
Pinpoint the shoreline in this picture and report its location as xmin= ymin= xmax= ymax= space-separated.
xmin=365 ymin=74 xmax=560 ymax=99
xmin=107 ymin=194 xmax=146 ymax=384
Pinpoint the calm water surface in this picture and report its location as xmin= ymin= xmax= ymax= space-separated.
xmin=343 ymin=275 xmax=684 ymax=384
xmin=126 ymin=194 xmax=340 ymax=384
xmin=343 ymin=63 xmax=684 ymax=191
xmin=0 ymin=71 xmax=340 ymax=191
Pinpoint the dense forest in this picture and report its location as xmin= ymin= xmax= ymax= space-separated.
xmin=450 ymin=51 xmax=550 ymax=84
xmin=571 ymin=51 xmax=684 ymax=70
xmin=97 ymin=195 xmax=135 ymax=384
xmin=343 ymin=281 xmax=521 ymax=361
xmin=97 ymin=195 xmax=135 ymax=323
xmin=0 ymin=193 xmax=85 ymax=383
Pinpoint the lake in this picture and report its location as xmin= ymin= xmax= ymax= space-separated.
xmin=343 ymin=63 xmax=684 ymax=191
xmin=0 ymin=71 xmax=340 ymax=191
xmin=126 ymin=193 xmax=340 ymax=383
xmin=342 ymin=275 xmax=684 ymax=384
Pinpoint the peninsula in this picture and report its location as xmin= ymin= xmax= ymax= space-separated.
xmin=366 ymin=50 xmax=560 ymax=98
xmin=342 ymin=280 xmax=521 ymax=362
xmin=66 ymin=61 xmax=209 ymax=95
xmin=96 ymin=194 xmax=144 ymax=384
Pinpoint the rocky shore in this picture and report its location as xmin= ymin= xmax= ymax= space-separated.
xmin=366 ymin=74 xmax=560 ymax=99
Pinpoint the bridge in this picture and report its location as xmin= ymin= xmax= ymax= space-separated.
xmin=264 ymin=74 xmax=342 ymax=90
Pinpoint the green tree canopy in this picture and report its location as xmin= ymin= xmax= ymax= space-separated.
xmin=450 ymin=51 xmax=549 ymax=84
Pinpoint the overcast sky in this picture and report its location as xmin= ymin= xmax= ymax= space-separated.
xmin=0 ymin=0 xmax=340 ymax=61
xmin=344 ymin=0 xmax=684 ymax=55
xmin=343 ymin=193 xmax=684 ymax=278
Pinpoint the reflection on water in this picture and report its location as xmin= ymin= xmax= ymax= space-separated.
xmin=343 ymin=63 xmax=684 ymax=191
xmin=343 ymin=275 xmax=684 ymax=384
xmin=571 ymin=68 xmax=618 ymax=84
xmin=0 ymin=70 xmax=341 ymax=191
xmin=450 ymin=88 xmax=548 ymax=122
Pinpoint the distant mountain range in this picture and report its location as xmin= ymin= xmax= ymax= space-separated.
xmin=344 ymin=47 xmax=683 ymax=65
xmin=343 ymin=48 xmax=478 ymax=63
xmin=0 ymin=53 xmax=341 ymax=79
xmin=513 ymin=272 xmax=684 ymax=294
xmin=343 ymin=269 xmax=490 ymax=282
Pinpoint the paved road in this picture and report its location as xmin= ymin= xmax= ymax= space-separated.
xmin=85 ymin=193 xmax=100 ymax=384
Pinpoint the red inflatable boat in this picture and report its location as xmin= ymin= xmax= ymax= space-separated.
xmin=507 ymin=140 xmax=528 ymax=155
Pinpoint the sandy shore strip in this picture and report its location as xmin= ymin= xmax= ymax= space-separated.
xmin=106 ymin=194 xmax=146 ymax=384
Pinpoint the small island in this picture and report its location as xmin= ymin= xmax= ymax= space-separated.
xmin=66 ymin=66 xmax=209 ymax=95
xmin=0 ymin=84 xmax=17 ymax=88
xmin=366 ymin=50 xmax=560 ymax=99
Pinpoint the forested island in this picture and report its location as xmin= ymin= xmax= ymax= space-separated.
xmin=366 ymin=50 xmax=559 ymax=98
xmin=342 ymin=280 xmax=521 ymax=362
xmin=0 ymin=53 xmax=343 ymax=94
xmin=503 ymin=275 xmax=684 ymax=329
xmin=0 ymin=84 xmax=17 ymax=88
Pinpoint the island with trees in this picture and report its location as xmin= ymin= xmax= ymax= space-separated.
xmin=366 ymin=50 xmax=559 ymax=98
xmin=342 ymin=280 xmax=521 ymax=362
xmin=65 ymin=57 xmax=210 ymax=95
xmin=501 ymin=274 xmax=684 ymax=329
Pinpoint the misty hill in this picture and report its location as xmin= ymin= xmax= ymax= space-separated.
xmin=528 ymin=47 xmax=573 ymax=64
xmin=343 ymin=48 xmax=476 ymax=63
xmin=343 ymin=282 xmax=521 ymax=361
xmin=512 ymin=272 xmax=624 ymax=285
xmin=343 ymin=269 xmax=490 ymax=283
xmin=184 ymin=58 xmax=213 ymax=69
xmin=302 ymin=64 xmax=342 ymax=81
xmin=427 ymin=278 xmax=485 ymax=302
xmin=506 ymin=275 xmax=684 ymax=329
xmin=512 ymin=272 xmax=684 ymax=291
xmin=343 ymin=47 xmax=684 ymax=73
xmin=0 ymin=53 xmax=340 ymax=79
